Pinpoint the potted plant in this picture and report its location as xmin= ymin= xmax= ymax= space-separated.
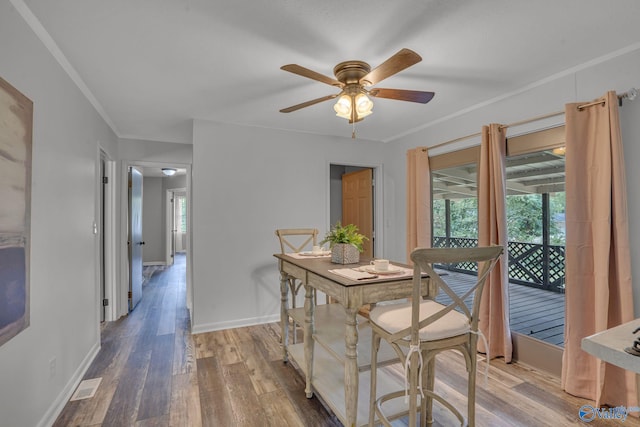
xmin=321 ymin=222 xmax=368 ymax=264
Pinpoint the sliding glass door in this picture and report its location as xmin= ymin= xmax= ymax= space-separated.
xmin=429 ymin=127 xmax=567 ymax=374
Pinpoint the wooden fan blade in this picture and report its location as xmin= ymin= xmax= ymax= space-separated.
xmin=359 ymin=48 xmax=422 ymax=86
xmin=369 ymin=88 xmax=435 ymax=103
xmin=281 ymin=64 xmax=343 ymax=87
xmin=280 ymin=94 xmax=338 ymax=113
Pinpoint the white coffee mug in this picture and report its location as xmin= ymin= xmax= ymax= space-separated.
xmin=370 ymin=259 xmax=389 ymax=271
xmin=312 ymin=245 xmax=322 ymax=254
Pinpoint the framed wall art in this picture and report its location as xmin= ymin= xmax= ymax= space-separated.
xmin=0 ymin=76 xmax=32 ymax=347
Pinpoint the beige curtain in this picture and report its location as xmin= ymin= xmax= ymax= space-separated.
xmin=406 ymin=147 xmax=431 ymax=262
xmin=561 ymin=91 xmax=636 ymax=408
xmin=478 ymin=124 xmax=513 ymax=362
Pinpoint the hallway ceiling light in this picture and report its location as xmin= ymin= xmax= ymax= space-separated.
xmin=162 ymin=168 xmax=177 ymax=176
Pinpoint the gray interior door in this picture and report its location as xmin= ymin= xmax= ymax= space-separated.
xmin=128 ymin=167 xmax=144 ymax=311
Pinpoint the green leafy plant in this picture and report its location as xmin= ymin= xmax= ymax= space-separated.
xmin=320 ymin=222 xmax=368 ymax=253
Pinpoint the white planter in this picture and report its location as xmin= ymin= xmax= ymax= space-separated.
xmin=331 ymin=243 xmax=360 ymax=264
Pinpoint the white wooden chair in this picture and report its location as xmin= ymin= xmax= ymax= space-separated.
xmin=368 ymin=246 xmax=503 ymax=427
xmin=275 ymin=228 xmax=319 ymax=348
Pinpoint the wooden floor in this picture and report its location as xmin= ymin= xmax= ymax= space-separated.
xmin=53 ymin=255 xmax=637 ymax=427
xmin=436 ymin=270 xmax=565 ymax=346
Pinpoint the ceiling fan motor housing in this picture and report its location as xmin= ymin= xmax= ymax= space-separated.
xmin=333 ymin=61 xmax=371 ymax=85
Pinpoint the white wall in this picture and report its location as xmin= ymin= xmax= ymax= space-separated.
xmin=0 ymin=2 xmax=118 ymax=426
xmin=383 ymin=47 xmax=640 ymax=314
xmin=119 ymin=138 xmax=193 ymax=164
xmin=191 ymin=121 xmax=384 ymax=331
xmin=137 ymin=172 xmax=189 ymax=266
xmin=164 ymin=173 xmax=187 ymax=190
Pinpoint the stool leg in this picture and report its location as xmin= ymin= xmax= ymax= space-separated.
xmin=369 ymin=334 xmax=381 ymax=426
xmin=423 ymin=354 xmax=435 ymax=426
xmin=467 ymin=336 xmax=478 ymax=427
xmin=408 ymin=350 xmax=419 ymax=427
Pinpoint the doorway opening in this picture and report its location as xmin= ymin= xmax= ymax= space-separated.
xmin=119 ymin=161 xmax=193 ymax=321
xmin=166 ymin=189 xmax=187 ymax=266
xmin=329 ymin=163 xmax=382 ymax=258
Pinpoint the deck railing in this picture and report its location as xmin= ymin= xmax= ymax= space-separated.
xmin=432 ymin=236 xmax=565 ymax=293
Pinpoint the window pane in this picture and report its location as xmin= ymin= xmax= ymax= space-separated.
xmin=432 ymin=199 xmax=446 ymax=237
xmin=449 ymin=198 xmax=477 ymax=239
xmin=431 ymin=162 xmax=477 ymax=248
xmin=178 ymin=196 xmax=187 ymax=233
xmin=549 ymin=192 xmax=566 ymax=246
xmin=505 ymin=148 xmax=565 ymax=347
xmin=507 ymin=194 xmax=542 ymax=243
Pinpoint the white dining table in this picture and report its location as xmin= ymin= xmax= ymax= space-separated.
xmin=274 ymin=253 xmax=434 ymax=427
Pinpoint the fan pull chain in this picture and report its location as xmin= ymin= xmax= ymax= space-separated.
xmin=352 ymin=121 xmax=356 ymax=139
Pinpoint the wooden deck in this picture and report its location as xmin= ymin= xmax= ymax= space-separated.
xmin=435 ymin=270 xmax=565 ymax=347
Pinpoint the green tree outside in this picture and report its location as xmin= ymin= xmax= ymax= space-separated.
xmin=433 ymin=192 xmax=565 ymax=245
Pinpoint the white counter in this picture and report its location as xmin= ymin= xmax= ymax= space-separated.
xmin=581 ymin=318 xmax=640 ymax=374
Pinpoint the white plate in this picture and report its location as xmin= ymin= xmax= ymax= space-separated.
xmin=299 ymin=251 xmax=331 ymax=256
xmin=361 ymin=265 xmax=404 ymax=275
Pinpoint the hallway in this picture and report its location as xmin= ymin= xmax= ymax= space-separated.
xmin=53 ymin=254 xmax=200 ymax=426
xmin=52 ymin=254 xmax=339 ymax=426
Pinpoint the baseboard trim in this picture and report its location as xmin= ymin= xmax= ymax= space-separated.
xmin=192 ymin=314 xmax=280 ymax=334
xmin=143 ymin=261 xmax=166 ymax=266
xmin=512 ymin=331 xmax=563 ymax=378
xmin=37 ymin=341 xmax=101 ymax=427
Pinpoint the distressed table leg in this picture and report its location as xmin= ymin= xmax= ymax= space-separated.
xmin=279 ymin=272 xmax=289 ymax=362
xmin=344 ymin=306 xmax=359 ymax=427
xmin=304 ymin=284 xmax=315 ymax=398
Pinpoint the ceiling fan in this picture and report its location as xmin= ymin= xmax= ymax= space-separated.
xmin=279 ymin=48 xmax=435 ymax=130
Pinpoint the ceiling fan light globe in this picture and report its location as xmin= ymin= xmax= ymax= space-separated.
xmin=334 ymin=94 xmax=352 ymax=119
xmin=356 ymin=109 xmax=372 ymax=120
xmin=355 ymin=93 xmax=373 ymax=115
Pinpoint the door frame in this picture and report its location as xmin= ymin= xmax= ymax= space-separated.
xmin=327 ymin=161 xmax=384 ymax=258
xmin=118 ymin=160 xmax=193 ymax=319
xmin=96 ymin=149 xmax=117 ymax=322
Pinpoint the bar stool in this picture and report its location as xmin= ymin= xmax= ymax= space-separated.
xmin=274 ymin=228 xmax=318 ymax=357
xmin=368 ymin=246 xmax=503 ymax=426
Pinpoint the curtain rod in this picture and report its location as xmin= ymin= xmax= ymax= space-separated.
xmin=429 ymin=88 xmax=638 ymax=151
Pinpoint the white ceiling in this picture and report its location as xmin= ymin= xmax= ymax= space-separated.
xmin=17 ymin=0 xmax=640 ymax=144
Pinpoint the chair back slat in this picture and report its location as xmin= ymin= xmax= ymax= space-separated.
xmin=275 ymin=228 xmax=319 ymax=254
xmin=408 ymin=246 xmax=503 ymax=345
